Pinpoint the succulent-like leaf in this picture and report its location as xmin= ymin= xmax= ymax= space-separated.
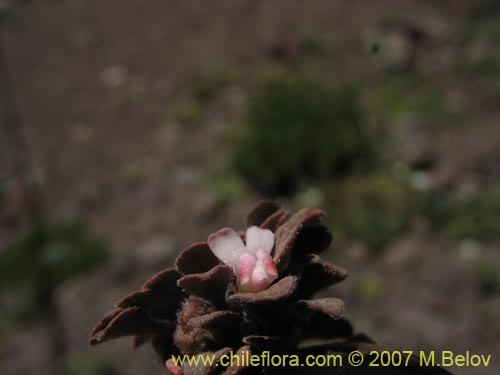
xmin=142 ymin=268 xmax=184 ymax=295
xmin=295 ymin=255 xmax=347 ymax=298
xmin=220 ymin=345 xmax=252 ymax=375
xmin=178 ymin=265 xmax=233 ymax=306
xmin=176 ymin=242 xmax=221 ymax=275
xmin=296 ymin=298 xmax=344 ymax=320
xmin=301 ymin=317 xmax=353 ymax=340
xmin=292 ymin=225 xmax=332 ymax=257
xmin=133 ymin=334 xmax=150 ymax=348
xmin=90 ymin=307 xmax=172 ymax=345
xmin=247 ymin=200 xmax=281 ymax=227
xmin=90 ymin=308 xmax=122 ymax=339
xmin=187 ymin=310 xmax=240 ymax=332
xmin=243 ymin=335 xmax=290 ymax=353
xmin=260 ymin=209 xmax=290 ymax=232
xmin=228 ymin=276 xmax=298 ymax=305
xmin=273 ymin=208 xmax=325 ymax=273
xmin=182 ymin=347 xmax=232 ymax=375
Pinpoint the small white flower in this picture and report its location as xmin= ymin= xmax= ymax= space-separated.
xmin=207 ymin=226 xmax=278 ymax=293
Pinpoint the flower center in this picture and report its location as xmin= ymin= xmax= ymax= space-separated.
xmin=237 ymin=249 xmax=278 ymax=293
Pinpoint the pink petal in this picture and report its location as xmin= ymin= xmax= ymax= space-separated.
xmin=166 ymin=358 xmax=184 ymax=375
xmin=251 ymin=265 xmax=271 ymax=292
xmin=245 ymin=226 xmax=274 ymax=254
xmin=256 ymin=250 xmax=278 ymax=279
xmin=207 ymin=228 xmax=246 ymax=270
xmin=237 ymin=253 xmax=256 ymax=292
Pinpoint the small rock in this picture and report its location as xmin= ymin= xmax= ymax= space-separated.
xmin=394 ymin=115 xmax=437 ymax=172
xmin=409 ymin=171 xmax=434 ymax=192
xmin=134 ymin=237 xmax=173 ymax=268
xmin=458 ymin=239 xmax=482 ymax=261
xmin=101 ymin=65 xmax=128 ymax=89
xmin=363 ymin=22 xmax=424 ymax=70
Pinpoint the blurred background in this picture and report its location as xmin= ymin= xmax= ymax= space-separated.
xmin=1 ymin=0 xmax=499 ymax=374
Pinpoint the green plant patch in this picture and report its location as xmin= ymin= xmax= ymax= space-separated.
xmin=0 ymin=219 xmax=109 ymax=312
xmin=192 ymin=65 xmax=237 ymax=102
xmin=469 ymin=258 xmax=498 ymax=296
xmin=230 ymin=72 xmax=375 ymax=195
xmin=170 ymin=100 xmax=203 ymax=127
xmin=374 ymin=73 xmax=457 ymax=127
xmin=65 ymin=355 xmax=122 ymax=375
xmin=325 ymin=174 xmax=416 ymax=249
xmin=446 ymin=189 xmax=500 ymax=240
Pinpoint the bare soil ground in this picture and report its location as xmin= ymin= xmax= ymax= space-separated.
xmin=1 ymin=1 xmax=499 ymax=374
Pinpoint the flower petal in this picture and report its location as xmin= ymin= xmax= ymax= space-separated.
xmin=207 ymin=228 xmax=246 ymax=270
xmin=237 ymin=253 xmax=256 ymax=292
xmin=245 ymin=226 xmax=274 ymax=254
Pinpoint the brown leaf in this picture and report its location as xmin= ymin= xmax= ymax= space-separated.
xmin=295 ymin=255 xmax=347 ymax=298
xmin=291 ymin=225 xmax=332 ymax=257
xmin=151 ymin=334 xmax=178 ymax=361
xmin=142 ymin=268 xmax=184 ymax=296
xmin=182 ymin=347 xmax=232 ymax=375
xmin=178 ymin=265 xmax=233 ymax=306
xmin=90 ymin=307 xmax=172 ymax=345
xmin=243 ymin=335 xmax=290 ymax=353
xmin=273 ymin=208 xmax=325 ymax=273
xmin=227 ymin=276 xmax=298 ymax=305
xmin=296 ymin=298 xmax=344 ymax=320
xmin=220 ymin=346 xmax=252 ymax=375
xmin=260 ymin=209 xmax=290 ymax=232
xmin=176 ymin=242 xmax=221 ymax=275
xmin=301 ymin=317 xmax=353 ymax=340
xmin=187 ymin=310 xmax=240 ymax=332
xmin=89 ymin=308 xmax=122 ymax=341
xmin=247 ymin=200 xmax=281 ymax=227
xmin=133 ymin=335 xmax=150 ymax=348
xmin=116 ymin=289 xmax=180 ymax=321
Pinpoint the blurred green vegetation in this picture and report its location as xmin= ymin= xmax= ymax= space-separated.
xmin=230 ymin=72 xmax=375 ymax=195
xmin=469 ymin=257 xmax=498 ymax=296
xmin=192 ymin=65 xmax=237 ymax=102
xmin=461 ymin=1 xmax=500 ymax=42
xmin=65 ymin=355 xmax=122 ymax=375
xmin=374 ymin=73 xmax=456 ymax=126
xmin=454 ymin=52 xmax=500 ymax=99
xmin=445 ymin=188 xmax=500 ymax=240
xmin=120 ymin=163 xmax=145 ymax=189
xmin=0 ymin=219 xmax=109 ymax=322
xmin=358 ymin=276 xmax=385 ymax=301
xmin=211 ymin=24 xmax=500 ymax=250
xmin=299 ymin=32 xmax=333 ymax=58
xmin=454 ymin=1 xmax=500 ymax=97
xmin=325 ymin=174 xmax=416 ymax=249
xmin=170 ymin=99 xmax=203 ymax=127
